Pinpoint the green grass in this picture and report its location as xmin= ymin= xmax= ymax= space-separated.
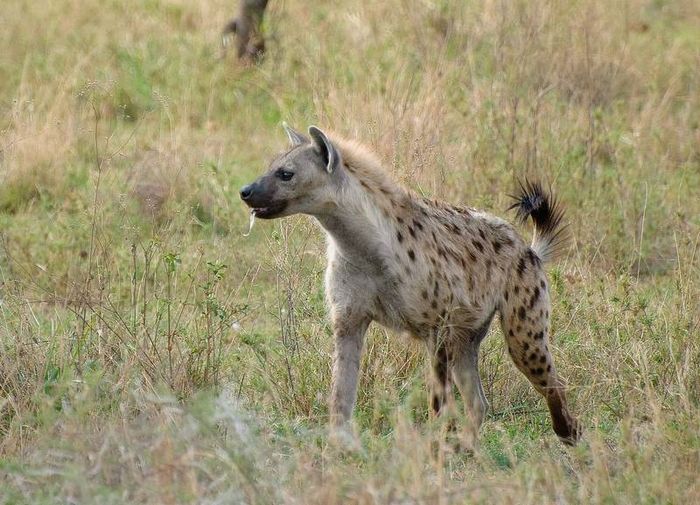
xmin=1 ymin=0 xmax=699 ymax=503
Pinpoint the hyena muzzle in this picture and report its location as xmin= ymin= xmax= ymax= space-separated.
xmin=240 ymin=124 xmax=581 ymax=447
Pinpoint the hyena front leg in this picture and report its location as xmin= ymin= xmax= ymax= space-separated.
xmin=500 ymin=263 xmax=581 ymax=445
xmin=329 ymin=314 xmax=370 ymax=427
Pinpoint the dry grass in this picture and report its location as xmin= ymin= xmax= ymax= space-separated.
xmin=1 ymin=0 xmax=699 ymax=503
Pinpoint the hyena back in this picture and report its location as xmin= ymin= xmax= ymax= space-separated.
xmin=240 ymin=124 xmax=580 ymax=446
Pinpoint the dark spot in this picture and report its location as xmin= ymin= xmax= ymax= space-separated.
xmin=540 ymin=280 xmax=546 ymax=289
xmin=518 ymin=306 xmax=526 ymax=320
xmin=413 ymin=219 xmax=423 ymax=231
xmin=514 ymin=286 xmax=520 ymax=295
xmin=397 ymin=231 xmax=404 ymax=243
xmin=492 ymin=240 xmax=502 ymax=253
xmin=408 ymin=226 xmax=416 ymax=238
xmin=508 ymin=330 xmax=514 ymax=337
xmin=504 ymin=291 xmax=509 ymax=301
xmin=433 ymin=280 xmax=440 ymax=297
xmin=540 ymin=380 xmax=547 ymax=387
xmin=517 ymin=256 xmax=527 ymax=277
xmin=472 ymin=239 xmax=484 ymax=253
xmin=547 ymin=364 xmax=551 ymax=372
xmin=529 ymin=287 xmax=540 ymax=309
xmin=523 ymin=342 xmax=530 ymax=351
xmin=397 ymin=217 xmax=404 ymax=224
xmin=535 ymin=367 xmax=544 ymax=375
xmin=380 ymin=187 xmax=390 ymax=195
xmin=421 ymin=290 xmax=428 ymax=300
xmin=479 ymin=229 xmax=486 ymax=241
xmin=469 ymin=251 xmax=477 ymax=262
xmin=539 ymin=355 xmax=546 ymax=364
xmin=431 ymin=300 xmax=438 ymax=309
xmin=408 ymin=250 xmax=415 ymax=261
xmin=534 ymin=331 xmax=544 ymax=340
xmin=529 ymin=352 xmax=538 ymax=361
xmin=422 ymin=312 xmax=429 ymax=318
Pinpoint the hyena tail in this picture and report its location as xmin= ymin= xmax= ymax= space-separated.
xmin=508 ymin=179 xmax=568 ymax=263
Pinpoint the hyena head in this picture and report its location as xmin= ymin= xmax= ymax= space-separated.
xmin=239 ymin=124 xmax=342 ymax=219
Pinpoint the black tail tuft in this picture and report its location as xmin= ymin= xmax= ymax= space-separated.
xmin=508 ymin=179 xmax=568 ymax=263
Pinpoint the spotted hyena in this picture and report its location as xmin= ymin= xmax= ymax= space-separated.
xmin=240 ymin=124 xmax=580 ymax=446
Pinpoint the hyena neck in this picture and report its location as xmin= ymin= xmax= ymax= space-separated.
xmin=313 ymin=173 xmax=407 ymax=271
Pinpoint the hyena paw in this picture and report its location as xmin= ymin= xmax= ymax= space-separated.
xmin=557 ymin=417 xmax=583 ymax=447
xmin=329 ymin=423 xmax=362 ymax=453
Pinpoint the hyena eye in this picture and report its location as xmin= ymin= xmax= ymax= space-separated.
xmin=276 ymin=169 xmax=294 ymax=181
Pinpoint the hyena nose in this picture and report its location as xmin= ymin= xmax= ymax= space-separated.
xmin=239 ymin=184 xmax=254 ymax=201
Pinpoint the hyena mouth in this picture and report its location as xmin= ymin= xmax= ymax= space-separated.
xmin=250 ymin=201 xmax=287 ymax=219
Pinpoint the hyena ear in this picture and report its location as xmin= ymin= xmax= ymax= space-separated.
xmin=282 ymin=122 xmax=309 ymax=146
xmin=308 ymin=125 xmax=341 ymax=173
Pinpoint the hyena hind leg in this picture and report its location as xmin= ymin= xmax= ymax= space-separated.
xmin=426 ymin=337 xmax=451 ymax=418
xmin=500 ymin=268 xmax=581 ymax=445
xmin=449 ymin=322 xmax=492 ymax=448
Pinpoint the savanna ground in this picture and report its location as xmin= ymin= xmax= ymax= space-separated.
xmin=1 ymin=0 xmax=699 ymax=503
